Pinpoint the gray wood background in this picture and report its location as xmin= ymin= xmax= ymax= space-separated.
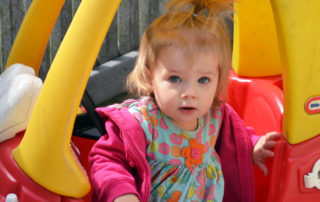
xmin=0 ymin=0 xmax=169 ymax=80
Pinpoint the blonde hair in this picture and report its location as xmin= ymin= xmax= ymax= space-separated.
xmin=127 ymin=0 xmax=234 ymax=107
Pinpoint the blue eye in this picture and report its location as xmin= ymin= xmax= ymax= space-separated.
xmin=198 ymin=77 xmax=209 ymax=84
xmin=169 ymin=76 xmax=181 ymax=83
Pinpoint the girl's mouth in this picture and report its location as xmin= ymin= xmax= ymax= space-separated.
xmin=179 ymin=107 xmax=196 ymax=114
xmin=181 ymin=107 xmax=194 ymax=110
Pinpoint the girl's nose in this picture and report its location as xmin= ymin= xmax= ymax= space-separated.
xmin=181 ymin=84 xmax=196 ymax=99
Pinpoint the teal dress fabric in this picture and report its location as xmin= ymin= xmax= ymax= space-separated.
xmin=127 ymin=97 xmax=224 ymax=202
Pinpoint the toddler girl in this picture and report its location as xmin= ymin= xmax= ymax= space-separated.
xmin=89 ymin=0 xmax=280 ymax=201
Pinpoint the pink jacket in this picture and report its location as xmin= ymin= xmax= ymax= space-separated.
xmin=89 ymin=103 xmax=256 ymax=202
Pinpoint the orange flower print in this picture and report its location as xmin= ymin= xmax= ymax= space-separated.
xmin=167 ymin=191 xmax=181 ymax=202
xmin=209 ymin=135 xmax=217 ymax=148
xmin=140 ymin=107 xmax=151 ymax=121
xmin=171 ymin=145 xmax=182 ymax=157
xmin=182 ymin=139 xmax=205 ymax=168
xmin=150 ymin=115 xmax=158 ymax=127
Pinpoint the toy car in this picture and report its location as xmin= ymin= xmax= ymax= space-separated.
xmin=1 ymin=0 xmax=320 ymax=201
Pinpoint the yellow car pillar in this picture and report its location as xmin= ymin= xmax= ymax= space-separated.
xmin=270 ymin=0 xmax=320 ymax=144
xmin=12 ymin=0 xmax=121 ymax=198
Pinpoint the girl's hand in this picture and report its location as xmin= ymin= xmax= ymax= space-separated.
xmin=252 ymin=132 xmax=281 ymax=176
xmin=114 ymin=194 xmax=140 ymax=202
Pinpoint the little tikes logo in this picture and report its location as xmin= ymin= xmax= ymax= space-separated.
xmin=305 ymin=96 xmax=320 ymax=114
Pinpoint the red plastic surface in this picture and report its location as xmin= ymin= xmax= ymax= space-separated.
xmin=226 ymin=71 xmax=284 ymax=201
xmin=227 ymin=70 xmax=283 ymax=135
xmin=71 ymin=136 xmax=97 ymax=202
xmin=0 ymin=132 xmax=88 ymax=202
xmin=268 ymin=135 xmax=320 ymax=202
xmin=227 ymin=70 xmax=320 ymax=202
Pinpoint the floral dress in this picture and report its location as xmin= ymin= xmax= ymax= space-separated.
xmin=127 ymin=97 xmax=224 ymax=202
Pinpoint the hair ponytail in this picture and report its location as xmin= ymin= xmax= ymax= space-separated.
xmin=165 ymin=0 xmax=233 ymax=15
xmin=164 ymin=0 xmax=234 ymax=24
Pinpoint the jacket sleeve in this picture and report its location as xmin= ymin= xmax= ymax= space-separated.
xmin=246 ymin=126 xmax=261 ymax=148
xmin=216 ymin=103 xmax=255 ymax=202
xmin=89 ymin=118 xmax=140 ymax=202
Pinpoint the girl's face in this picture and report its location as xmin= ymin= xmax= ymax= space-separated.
xmin=150 ymin=46 xmax=220 ymax=131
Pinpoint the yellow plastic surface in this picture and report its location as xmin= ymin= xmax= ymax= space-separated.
xmin=5 ymin=0 xmax=65 ymax=75
xmin=270 ymin=0 xmax=320 ymax=144
xmin=232 ymin=0 xmax=282 ymax=77
xmin=12 ymin=0 xmax=121 ymax=198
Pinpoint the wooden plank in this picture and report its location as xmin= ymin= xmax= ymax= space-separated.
xmin=138 ymin=0 xmax=159 ymax=39
xmin=10 ymin=0 xmax=26 ymax=70
xmin=60 ymin=0 xmax=72 ymax=40
xmin=10 ymin=0 xmax=25 ymax=48
xmin=0 ymin=0 xmax=12 ymax=71
xmin=23 ymin=0 xmax=32 ymax=13
xmin=118 ymin=0 xmax=139 ymax=55
xmin=159 ymin=0 xmax=169 ymax=13
xmin=97 ymin=12 xmax=119 ymax=64
xmin=37 ymin=0 xmax=50 ymax=81
xmin=0 ymin=0 xmax=31 ymax=73
xmin=39 ymin=1 xmax=72 ymax=81
xmin=72 ymin=0 xmax=82 ymax=16
xmin=2 ymin=0 xmax=165 ymax=75
xmin=39 ymin=46 xmax=50 ymax=81
xmin=39 ymin=8 xmax=63 ymax=81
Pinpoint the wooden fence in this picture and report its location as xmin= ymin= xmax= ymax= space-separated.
xmin=0 ymin=0 xmax=168 ymax=80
